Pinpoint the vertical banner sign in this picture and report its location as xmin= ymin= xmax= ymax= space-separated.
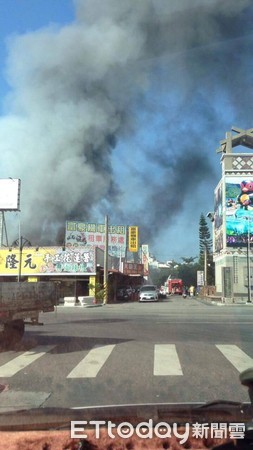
xmin=141 ymin=244 xmax=149 ymax=276
xmin=128 ymin=226 xmax=138 ymax=252
xmin=197 ymin=270 xmax=204 ymax=286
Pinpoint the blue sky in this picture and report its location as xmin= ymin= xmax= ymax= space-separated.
xmin=0 ymin=0 xmax=74 ymax=104
xmin=0 ymin=0 xmax=253 ymax=261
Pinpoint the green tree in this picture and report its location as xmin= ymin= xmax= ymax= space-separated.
xmin=88 ymin=282 xmax=105 ymax=303
xmin=199 ymin=213 xmax=212 ymax=263
xmin=181 ymin=256 xmax=197 ymax=264
xmin=199 ymin=213 xmax=215 ymax=285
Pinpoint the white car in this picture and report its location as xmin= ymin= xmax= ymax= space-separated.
xmin=139 ymin=285 xmax=158 ymax=302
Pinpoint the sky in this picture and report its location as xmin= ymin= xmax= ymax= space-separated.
xmin=0 ymin=0 xmax=253 ymax=261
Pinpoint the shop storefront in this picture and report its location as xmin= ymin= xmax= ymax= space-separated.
xmin=0 ymin=246 xmax=144 ymax=303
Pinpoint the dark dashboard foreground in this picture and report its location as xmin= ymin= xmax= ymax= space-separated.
xmin=0 ymin=403 xmax=253 ymax=450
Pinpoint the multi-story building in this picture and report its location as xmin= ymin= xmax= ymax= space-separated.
xmin=213 ymin=127 xmax=253 ymax=302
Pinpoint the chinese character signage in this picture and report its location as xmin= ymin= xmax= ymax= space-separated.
xmin=128 ymin=226 xmax=138 ymax=252
xmin=65 ymin=221 xmax=126 ymax=258
xmin=0 ymin=247 xmax=96 ymax=275
xmin=197 ymin=270 xmax=204 ymax=286
xmin=123 ymin=262 xmax=144 ymax=275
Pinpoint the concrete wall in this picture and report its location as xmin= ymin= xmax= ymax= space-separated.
xmin=214 ymin=253 xmax=253 ymax=301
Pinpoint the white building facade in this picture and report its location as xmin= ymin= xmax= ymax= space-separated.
xmin=214 ymin=127 xmax=253 ymax=302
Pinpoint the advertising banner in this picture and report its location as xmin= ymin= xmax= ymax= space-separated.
xmin=225 ymin=176 xmax=253 ymax=247
xmin=141 ymin=244 xmax=149 ymax=276
xmin=0 ymin=246 xmax=96 ymax=276
xmin=65 ymin=221 xmax=126 ymax=258
xmin=128 ymin=226 xmax=139 ymax=252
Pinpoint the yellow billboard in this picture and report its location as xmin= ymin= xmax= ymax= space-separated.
xmin=128 ymin=226 xmax=139 ymax=252
xmin=0 ymin=246 xmax=96 ymax=276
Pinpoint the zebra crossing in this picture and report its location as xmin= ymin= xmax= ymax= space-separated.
xmin=0 ymin=343 xmax=252 ymax=379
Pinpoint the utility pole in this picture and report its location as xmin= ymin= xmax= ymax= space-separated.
xmin=103 ymin=215 xmax=109 ymax=305
xmin=204 ymin=245 xmax=208 ymax=295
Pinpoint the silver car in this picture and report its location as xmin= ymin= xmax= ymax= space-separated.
xmin=139 ymin=285 xmax=158 ymax=302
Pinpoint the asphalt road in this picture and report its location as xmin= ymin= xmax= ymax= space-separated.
xmin=0 ymin=296 xmax=253 ymax=411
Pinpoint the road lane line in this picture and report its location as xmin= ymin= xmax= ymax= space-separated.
xmin=156 ymin=321 xmax=253 ymax=324
xmin=154 ymin=344 xmax=183 ymax=376
xmin=0 ymin=346 xmax=55 ymax=378
xmin=67 ymin=344 xmax=115 ymax=378
xmin=216 ymin=345 xmax=253 ymax=372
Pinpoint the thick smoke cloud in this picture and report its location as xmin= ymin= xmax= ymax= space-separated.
xmin=0 ymin=0 xmax=252 ymax=249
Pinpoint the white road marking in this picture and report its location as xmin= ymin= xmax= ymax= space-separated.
xmin=67 ymin=344 xmax=115 ymax=378
xmin=0 ymin=346 xmax=55 ymax=378
xmin=156 ymin=322 xmax=253 ymax=324
xmin=216 ymin=345 xmax=253 ymax=372
xmin=1 ymin=343 xmax=251 ymax=381
xmin=154 ymin=344 xmax=183 ymax=376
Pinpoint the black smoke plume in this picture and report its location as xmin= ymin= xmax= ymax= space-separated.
xmin=0 ymin=0 xmax=252 ymax=250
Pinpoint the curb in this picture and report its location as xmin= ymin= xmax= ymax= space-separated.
xmin=196 ymin=297 xmax=253 ymax=306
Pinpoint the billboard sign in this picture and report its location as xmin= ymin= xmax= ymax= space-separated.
xmin=123 ymin=262 xmax=144 ymax=275
xmin=0 ymin=246 xmax=96 ymax=276
xmin=0 ymin=178 xmax=20 ymax=211
xmin=225 ymin=176 xmax=253 ymax=247
xmin=65 ymin=221 xmax=127 ymax=258
xmin=128 ymin=226 xmax=139 ymax=252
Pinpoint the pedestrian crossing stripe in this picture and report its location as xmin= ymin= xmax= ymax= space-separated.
xmin=0 ymin=345 xmax=55 ymax=377
xmin=0 ymin=344 xmax=253 ymax=379
xmin=154 ymin=344 xmax=183 ymax=376
xmin=216 ymin=345 xmax=253 ymax=373
xmin=67 ymin=344 xmax=115 ymax=378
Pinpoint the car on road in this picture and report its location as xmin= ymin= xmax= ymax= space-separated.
xmin=139 ymin=285 xmax=158 ymax=302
